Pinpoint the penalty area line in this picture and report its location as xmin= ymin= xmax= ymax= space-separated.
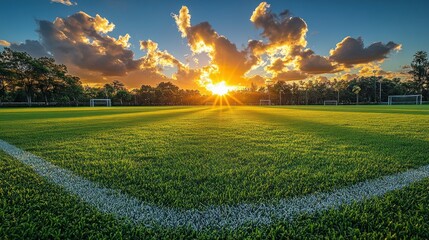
xmin=1 ymin=138 xmax=429 ymax=230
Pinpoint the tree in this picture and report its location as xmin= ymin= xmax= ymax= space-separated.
xmin=352 ymin=85 xmax=361 ymax=105
xmin=116 ymin=89 xmax=131 ymax=105
xmin=273 ymin=81 xmax=287 ymax=105
xmin=103 ymin=83 xmax=115 ymax=98
xmin=156 ymin=82 xmax=179 ymax=105
xmin=410 ymin=51 xmax=429 ymax=100
xmin=0 ymin=48 xmax=86 ymax=105
xmin=250 ymin=82 xmax=258 ymax=92
xmin=299 ymin=80 xmax=309 ymax=105
xmin=332 ymin=79 xmax=342 ymax=103
xmin=9 ymin=50 xmax=39 ymax=106
xmin=61 ymin=75 xmax=83 ymax=106
xmin=2 ymin=48 xmax=426 ymax=106
xmin=36 ymin=57 xmax=68 ymax=105
xmin=0 ymin=50 xmax=16 ymax=103
xmin=112 ymin=80 xmax=125 ymax=93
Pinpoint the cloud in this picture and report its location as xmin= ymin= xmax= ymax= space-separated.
xmin=272 ymin=70 xmax=307 ymax=81
xmin=7 ymin=5 xmax=402 ymax=90
xmin=298 ymin=54 xmax=336 ymax=74
xmin=263 ymin=50 xmax=336 ymax=79
xmin=173 ymin=6 xmax=258 ymax=87
xmin=116 ymin=34 xmax=131 ymax=48
xmin=246 ymin=74 xmax=266 ymax=85
xmin=139 ymin=40 xmax=202 ymax=89
xmin=248 ymin=3 xmax=400 ymax=82
xmin=315 ymin=76 xmax=329 ymax=82
xmin=123 ymin=68 xmax=171 ymax=88
xmin=0 ymin=40 xmax=11 ymax=47
xmin=51 ymin=0 xmax=76 ymax=6
xmin=10 ymin=40 xmax=49 ymax=58
xmin=37 ymin=11 xmax=140 ymax=76
xmin=172 ymin=6 xmax=191 ymax=38
xmin=139 ymin=39 xmax=189 ymax=69
xmin=140 ymin=39 xmax=159 ymax=53
xmin=11 ymin=11 xmax=200 ymax=89
xmin=265 ymin=58 xmax=285 ymax=74
xmin=249 ymin=2 xmax=324 ymax=83
xmin=358 ymin=63 xmax=387 ymax=77
xmin=356 ymin=62 xmax=406 ymax=79
xmin=340 ymin=73 xmax=359 ymax=81
xmin=250 ymin=2 xmax=307 ymax=48
xmin=330 ymin=37 xmax=401 ymax=66
xmin=173 ymin=65 xmax=201 ymax=89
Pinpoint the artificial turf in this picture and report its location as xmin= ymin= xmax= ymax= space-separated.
xmin=1 ymin=150 xmax=429 ymax=239
xmin=0 ymin=106 xmax=428 ymax=209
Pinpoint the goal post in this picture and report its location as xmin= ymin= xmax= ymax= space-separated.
xmin=90 ymin=99 xmax=112 ymax=107
xmin=259 ymin=99 xmax=271 ymax=106
xmin=387 ymin=95 xmax=422 ymax=105
xmin=323 ymin=100 xmax=338 ymax=106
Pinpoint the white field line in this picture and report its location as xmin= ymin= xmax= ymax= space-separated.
xmin=1 ymin=138 xmax=429 ymax=230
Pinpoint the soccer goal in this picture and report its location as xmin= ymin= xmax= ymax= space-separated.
xmin=260 ymin=99 xmax=271 ymax=106
xmin=387 ymin=95 xmax=422 ymax=105
xmin=324 ymin=100 xmax=338 ymax=106
xmin=90 ymin=99 xmax=112 ymax=107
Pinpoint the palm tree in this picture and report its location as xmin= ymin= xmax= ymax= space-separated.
xmin=352 ymin=85 xmax=361 ymax=105
xmin=332 ymin=78 xmax=341 ymax=103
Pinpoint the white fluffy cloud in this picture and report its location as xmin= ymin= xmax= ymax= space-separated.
xmin=51 ymin=0 xmax=76 ymax=6
xmin=0 ymin=40 xmax=10 ymax=47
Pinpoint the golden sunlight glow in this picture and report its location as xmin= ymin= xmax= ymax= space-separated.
xmin=207 ymin=81 xmax=233 ymax=96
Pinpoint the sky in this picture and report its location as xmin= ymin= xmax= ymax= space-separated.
xmin=1 ymin=0 xmax=428 ymax=91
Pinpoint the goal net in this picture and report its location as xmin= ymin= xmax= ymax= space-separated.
xmin=387 ymin=95 xmax=422 ymax=105
xmin=260 ymin=99 xmax=271 ymax=106
xmin=324 ymin=100 xmax=338 ymax=106
xmin=90 ymin=99 xmax=112 ymax=107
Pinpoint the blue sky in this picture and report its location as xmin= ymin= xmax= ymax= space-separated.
xmin=1 ymin=0 xmax=428 ymax=88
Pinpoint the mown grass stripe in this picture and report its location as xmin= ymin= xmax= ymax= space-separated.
xmin=1 ymin=138 xmax=428 ymax=230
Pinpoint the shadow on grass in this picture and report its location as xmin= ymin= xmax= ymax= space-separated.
xmin=243 ymin=108 xmax=429 ymax=172
xmin=274 ymin=105 xmax=429 ymax=116
xmin=0 ymin=107 xmax=212 ymax=144
xmin=0 ymin=106 xmax=202 ymax=122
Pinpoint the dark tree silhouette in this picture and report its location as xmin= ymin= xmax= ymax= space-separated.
xmin=410 ymin=51 xmax=429 ymax=100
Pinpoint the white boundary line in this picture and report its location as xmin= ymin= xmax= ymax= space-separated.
xmin=1 ymin=138 xmax=429 ymax=230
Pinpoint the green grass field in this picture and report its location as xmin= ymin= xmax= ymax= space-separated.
xmin=1 ymin=105 xmax=429 ymax=238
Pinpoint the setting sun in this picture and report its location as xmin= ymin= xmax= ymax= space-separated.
xmin=207 ymin=81 xmax=232 ymax=96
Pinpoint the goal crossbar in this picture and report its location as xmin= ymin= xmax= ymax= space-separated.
xmin=90 ymin=99 xmax=112 ymax=107
xmin=323 ymin=100 xmax=338 ymax=106
xmin=387 ymin=95 xmax=422 ymax=105
xmin=259 ymin=99 xmax=271 ymax=106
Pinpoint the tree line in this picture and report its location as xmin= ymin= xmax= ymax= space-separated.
xmin=0 ymin=48 xmax=428 ymax=106
xmin=0 ymin=48 xmax=83 ymax=106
